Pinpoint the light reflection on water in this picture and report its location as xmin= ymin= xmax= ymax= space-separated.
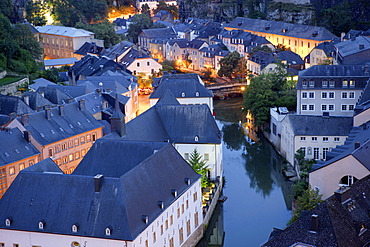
xmin=198 ymin=98 xmax=292 ymax=247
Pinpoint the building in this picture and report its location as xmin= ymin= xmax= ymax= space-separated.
xmin=0 ymin=141 xmax=203 ymax=247
xmin=354 ymin=76 xmax=370 ymax=126
xmin=44 ymin=57 xmax=78 ymax=70
xmin=0 ymin=127 xmax=40 ymax=197
xmin=333 ymin=36 xmax=370 ymax=65
xmin=149 ymin=73 xmax=213 ymax=111
xmin=296 ymin=65 xmax=370 ymax=116
xmin=36 ymin=25 xmax=104 ymax=59
xmin=280 ymin=114 xmax=353 ymax=165
xmin=305 ymin=40 xmax=339 ymax=68
xmin=138 ymin=27 xmax=177 ymax=50
xmin=223 ymin=17 xmax=336 ymax=59
xmin=74 ymin=41 xmax=105 ymax=60
xmin=263 ymin=174 xmax=370 ymax=247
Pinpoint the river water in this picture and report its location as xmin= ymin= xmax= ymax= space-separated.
xmin=197 ymin=98 xmax=293 ymax=247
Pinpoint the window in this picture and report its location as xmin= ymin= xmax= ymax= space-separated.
xmin=309 ymin=105 xmax=314 ymax=111
xmin=69 ymin=154 xmax=74 ymax=162
xmin=322 ymin=92 xmax=327 ymax=99
xmin=204 ymin=154 xmax=209 ymax=161
xmin=272 ymin=123 xmax=277 ymax=135
xmin=350 ymin=79 xmax=355 ymax=87
xmin=137 ymin=62 xmax=140 ymax=67
xmin=323 ymin=148 xmax=329 ymax=160
xmin=329 ymin=92 xmax=334 ymax=98
xmin=187 ymin=220 xmax=191 ymax=236
xmin=147 ymin=61 xmax=150 ymax=66
xmin=329 ymin=80 xmax=335 ymax=87
xmin=302 ymin=105 xmax=307 ymax=111
xmin=170 ymin=215 xmax=173 ymax=225
xmin=68 ymin=141 xmax=73 ymax=149
xmin=309 ymin=80 xmax=314 ymax=87
xmin=342 ymin=80 xmax=348 ymax=87
xmin=329 ymin=105 xmax=334 ymax=111
xmin=86 ymin=135 xmax=91 ymax=142
xmin=177 ymin=208 xmax=180 ymax=218
xmin=55 ymin=145 xmax=60 ymax=153
xmin=74 ymin=139 xmax=79 ymax=146
xmin=179 ymin=227 xmax=184 ymax=244
xmin=194 ymin=212 xmax=199 ymax=228
xmin=80 ymin=137 xmax=85 ymax=144
xmin=29 ymin=160 xmax=34 ymax=166
xmin=165 ymin=220 xmax=168 ymax=230
xmin=153 ymin=232 xmax=156 ymax=243
xmin=48 ymin=148 xmax=53 ymax=157
xmin=302 ymin=92 xmax=307 ymax=98
xmin=63 ymin=156 xmax=68 ymax=164
xmin=309 ymin=92 xmax=314 ymax=98
xmin=9 ymin=167 xmax=15 ymax=175
xmin=334 ymin=137 xmax=340 ymax=142
xmin=184 ymin=153 xmax=189 ymax=160
xmin=340 ymin=175 xmax=358 ymax=186
xmin=313 ymin=147 xmax=319 ymax=159
xmin=181 ymin=204 xmax=184 ymax=214
xmin=186 ymin=200 xmax=189 ymax=209
xmin=81 ymin=149 xmax=86 ymax=157
xmin=72 ymin=224 xmax=78 ymax=233
xmin=62 ymin=143 xmax=67 ymax=150
xmin=322 ymin=105 xmax=327 ymax=111
xmin=322 ymin=80 xmax=328 ymax=87
xmin=300 ymin=137 xmax=306 ymax=141
xmin=13 ymin=244 xmax=19 ymax=247
xmin=312 ymin=137 xmax=317 ymax=142
xmin=55 ymin=159 xmax=61 ymax=166
xmin=75 ymin=152 xmax=80 ymax=160
xmin=193 ymin=192 xmax=197 ymax=202
xmin=160 ymin=225 xmax=163 ymax=235
xmin=323 ymin=137 xmax=328 ymax=142
xmin=349 ymin=92 xmax=355 ymax=98
xmin=302 ymin=80 xmax=307 ymax=87
xmin=342 ymin=92 xmax=347 ymax=98
xmin=19 ymin=163 xmax=25 ymax=171
xmin=92 ymin=133 xmax=97 ymax=142
xmin=341 ymin=105 xmax=347 ymax=111
xmin=169 ymin=237 xmax=174 ymax=247
xmin=349 ymin=105 xmax=355 ymax=110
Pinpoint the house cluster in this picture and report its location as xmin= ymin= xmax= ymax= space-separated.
xmin=262 ymin=24 xmax=370 ymax=246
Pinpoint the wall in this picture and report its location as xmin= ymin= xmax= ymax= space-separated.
xmin=0 ymin=70 xmax=7 ymax=80
xmin=0 ymin=77 xmax=28 ymax=95
xmin=150 ymin=97 xmax=213 ymax=113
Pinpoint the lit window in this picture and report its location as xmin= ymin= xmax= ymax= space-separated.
xmin=19 ymin=163 xmax=25 ymax=171
xmin=87 ymin=135 xmax=91 ymax=142
xmin=69 ymin=154 xmax=74 ymax=162
xmin=74 ymin=139 xmax=79 ymax=146
xmin=81 ymin=149 xmax=86 ymax=157
xmin=80 ymin=137 xmax=85 ymax=144
xmin=9 ymin=167 xmax=15 ymax=175
xmin=342 ymin=80 xmax=348 ymax=87
xmin=75 ymin=152 xmax=80 ymax=160
xmin=350 ymin=80 xmax=355 ymax=87
xmin=204 ymin=153 xmax=209 ymax=161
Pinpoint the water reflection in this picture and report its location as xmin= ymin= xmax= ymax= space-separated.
xmin=222 ymin=124 xmax=247 ymax=151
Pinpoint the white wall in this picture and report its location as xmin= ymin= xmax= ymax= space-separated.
xmin=127 ymin=58 xmax=162 ymax=78
xmin=150 ymin=97 xmax=213 ymax=113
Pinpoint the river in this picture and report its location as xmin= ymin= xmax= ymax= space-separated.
xmin=197 ymin=98 xmax=293 ymax=247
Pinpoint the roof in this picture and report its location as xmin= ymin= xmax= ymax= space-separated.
xmin=103 ymin=41 xmax=135 ymax=60
xmin=284 ymin=114 xmax=353 ymax=136
xmin=155 ymin=90 xmax=181 ymax=106
xmin=105 ymin=104 xmax=221 ymax=144
xmin=0 ymin=143 xmax=200 ymax=241
xmin=0 ymin=95 xmax=34 ymax=116
xmin=276 ymin=50 xmax=304 ymax=65
xmin=22 ymin=157 xmax=62 ymax=173
xmin=313 ymin=41 xmax=339 ymax=57
xmin=44 ymin=58 xmax=78 ymax=67
xmin=150 ymin=73 xmax=213 ymax=99
xmin=74 ymin=42 xmax=105 ymax=56
xmin=140 ymin=27 xmax=177 ymax=39
xmin=22 ymin=91 xmax=53 ymax=111
xmin=47 ymin=84 xmax=90 ymax=98
xmin=29 ymin=78 xmax=57 ymax=91
xmin=36 ymin=25 xmax=94 ymax=37
xmin=263 ymin=174 xmax=370 ymax=247
xmin=0 ymin=128 xmax=40 ymax=167
xmin=335 ymin=36 xmax=370 ymax=57
xmin=17 ymin=102 xmax=103 ymax=146
xmin=224 ymin=17 xmax=337 ymax=41
xmin=36 ymin=87 xmax=72 ymax=105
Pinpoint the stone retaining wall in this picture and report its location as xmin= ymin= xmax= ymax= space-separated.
xmin=0 ymin=71 xmax=6 ymax=80
xmin=0 ymin=77 xmax=28 ymax=95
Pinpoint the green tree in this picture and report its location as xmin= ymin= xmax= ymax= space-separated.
xmin=218 ymin=51 xmax=241 ymax=79
xmin=75 ymin=21 xmax=121 ymax=48
xmin=0 ymin=0 xmax=11 ymax=19
xmin=251 ymin=45 xmax=273 ymax=54
xmin=233 ymin=57 xmax=249 ymax=82
xmin=160 ymin=60 xmax=175 ymax=73
xmin=188 ymin=149 xmax=209 ymax=188
xmin=13 ymin=23 xmax=43 ymax=60
xmin=127 ymin=13 xmax=153 ymax=43
xmin=141 ymin=3 xmax=151 ymax=16
xmin=153 ymin=1 xmax=179 ymax=19
xmin=26 ymin=0 xmax=47 ymax=26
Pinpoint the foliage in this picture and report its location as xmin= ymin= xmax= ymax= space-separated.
xmin=242 ymin=62 xmax=293 ymax=127
xmin=201 ymin=68 xmax=212 ymax=81
xmin=0 ymin=0 xmax=11 ymax=19
xmin=188 ymin=149 xmax=209 ymax=188
xmin=153 ymin=1 xmax=179 ymax=19
xmin=13 ymin=23 xmax=43 ymax=59
xmin=160 ymin=60 xmax=175 ymax=73
xmin=318 ymin=58 xmax=332 ymax=65
xmin=233 ymin=57 xmax=249 ymax=82
xmin=26 ymin=0 xmax=47 ymax=26
xmin=276 ymin=44 xmax=290 ymax=52
xmin=75 ymin=21 xmax=121 ymax=48
xmin=141 ymin=4 xmax=151 ymax=16
xmin=218 ymin=51 xmax=241 ymax=78
xmin=251 ymin=45 xmax=273 ymax=54
xmin=288 ymin=187 xmax=323 ymax=225
xmin=127 ymin=14 xmax=153 ymax=44
xmin=137 ymin=73 xmax=152 ymax=88
xmin=183 ymin=53 xmax=192 ymax=68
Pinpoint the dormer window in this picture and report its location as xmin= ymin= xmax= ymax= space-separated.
xmin=72 ymin=224 xmax=79 ymax=233
xmin=309 ymin=80 xmax=314 ymax=87
xmin=302 ymin=80 xmax=307 ymax=87
xmin=181 ymin=92 xmax=185 ymax=97
xmin=329 ymin=80 xmax=335 ymax=88
xmin=5 ymin=217 xmax=12 ymax=226
xmin=105 ymin=226 xmax=112 ymax=236
xmin=350 ymin=79 xmax=355 ymax=87
xmin=195 ymin=92 xmax=199 ymax=97
xmin=39 ymin=220 xmax=46 ymax=230
xmin=342 ymin=79 xmax=348 ymax=87
xmin=322 ymin=80 xmax=328 ymax=88
xmin=194 ymin=135 xmax=199 ymax=142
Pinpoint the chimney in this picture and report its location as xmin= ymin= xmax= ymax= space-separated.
xmin=21 ymin=114 xmax=29 ymax=126
xmin=310 ymin=214 xmax=319 ymax=232
xmin=24 ymin=95 xmax=29 ymax=105
xmin=94 ymin=174 xmax=104 ymax=192
xmin=45 ymin=108 xmax=51 ymax=120
xmin=355 ymin=142 xmax=360 ymax=149
xmin=23 ymin=130 xmax=31 ymax=143
xmin=78 ymin=100 xmax=85 ymax=110
xmin=359 ymin=44 xmax=365 ymax=50
xmin=59 ymin=105 xmax=65 ymax=116
xmin=9 ymin=112 xmax=15 ymax=121
xmin=334 ymin=186 xmax=351 ymax=203
xmin=101 ymin=100 xmax=108 ymax=109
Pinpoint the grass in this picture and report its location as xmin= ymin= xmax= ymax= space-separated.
xmin=0 ymin=76 xmax=26 ymax=86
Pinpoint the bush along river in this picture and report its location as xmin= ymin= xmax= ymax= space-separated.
xmin=197 ymin=98 xmax=293 ymax=247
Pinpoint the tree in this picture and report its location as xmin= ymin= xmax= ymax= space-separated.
xmin=218 ymin=51 xmax=241 ymax=78
xmin=153 ymin=1 xmax=179 ymax=19
xmin=13 ymin=23 xmax=43 ymax=60
xmin=75 ymin=21 xmax=121 ymax=48
xmin=188 ymin=149 xmax=209 ymax=188
xmin=127 ymin=14 xmax=153 ymax=43
xmin=141 ymin=4 xmax=150 ymax=16
xmin=233 ymin=57 xmax=249 ymax=82
xmin=26 ymin=0 xmax=47 ymax=26
xmin=251 ymin=45 xmax=273 ymax=54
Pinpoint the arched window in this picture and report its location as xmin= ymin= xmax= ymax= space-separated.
xmin=72 ymin=224 xmax=78 ymax=233
xmin=181 ymin=92 xmax=185 ymax=97
xmin=194 ymin=136 xmax=199 ymax=142
xmin=106 ymin=227 xmax=112 ymax=236
xmin=339 ymin=175 xmax=358 ymax=187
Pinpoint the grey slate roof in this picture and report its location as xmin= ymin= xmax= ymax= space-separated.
xmin=335 ymin=36 xmax=370 ymax=57
xmin=18 ymin=102 xmax=103 ymax=146
xmin=263 ymin=174 xmax=370 ymax=247
xmin=47 ymin=85 xmax=90 ymax=98
xmin=44 ymin=58 xmax=78 ymax=67
xmin=0 ymin=95 xmax=34 ymax=116
xmin=150 ymin=73 xmax=213 ymax=99
xmin=0 ymin=143 xmax=200 ymax=241
xmin=36 ymin=87 xmax=72 ymax=105
xmin=141 ymin=27 xmax=177 ymax=39
xmin=103 ymin=41 xmax=134 ymax=60
xmin=74 ymin=42 xmax=105 ymax=56
xmin=284 ymin=114 xmax=353 ymax=136
xmin=105 ymin=103 xmax=221 ymax=144
xmin=276 ymin=50 xmax=304 ymax=66
xmin=297 ymin=65 xmax=370 ymax=89
xmin=29 ymin=78 xmax=57 ymax=91
xmin=224 ymin=17 xmax=337 ymax=41
xmin=0 ymin=128 xmax=40 ymax=167
xmin=22 ymin=91 xmax=53 ymax=111
xmin=155 ymin=90 xmax=181 ymax=106
xmin=22 ymin=157 xmax=62 ymax=173
xmin=313 ymin=41 xmax=339 ymax=57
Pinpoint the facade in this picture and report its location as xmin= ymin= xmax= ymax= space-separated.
xmin=0 ymin=141 xmax=203 ymax=247
xmin=149 ymin=74 xmax=214 ymax=111
xmin=280 ymin=114 xmax=353 ymax=165
xmin=223 ymin=17 xmax=336 ymax=59
xmin=305 ymin=40 xmax=338 ymax=68
xmin=0 ymin=128 xmax=40 ymax=197
xmin=296 ymin=65 xmax=370 ymax=116
xmin=138 ymin=27 xmax=177 ymax=50
xmin=36 ymin=25 xmax=104 ymax=59
xmin=354 ymin=76 xmax=370 ymax=126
